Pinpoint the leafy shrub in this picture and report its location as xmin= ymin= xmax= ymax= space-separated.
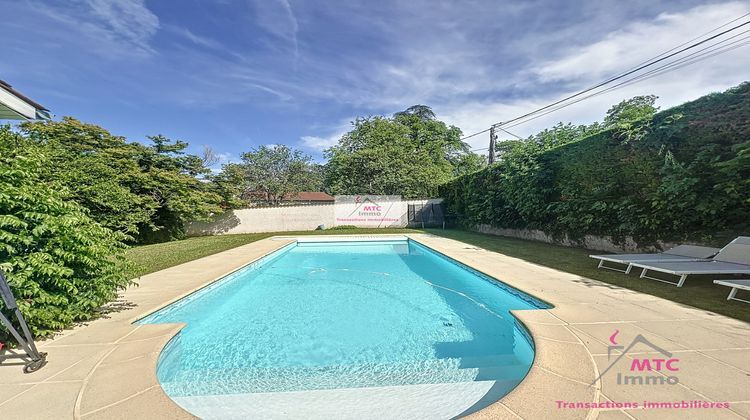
xmin=0 ymin=127 xmax=131 ymax=339
xmin=19 ymin=118 xmax=223 ymax=243
xmin=440 ymin=83 xmax=750 ymax=246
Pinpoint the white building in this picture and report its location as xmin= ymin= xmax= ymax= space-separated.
xmin=0 ymin=79 xmax=50 ymax=120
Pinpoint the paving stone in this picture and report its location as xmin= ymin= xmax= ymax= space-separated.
xmin=0 ymin=382 xmax=80 ymax=420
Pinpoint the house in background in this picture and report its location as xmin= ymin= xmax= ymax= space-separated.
xmin=0 ymin=80 xmax=50 ymax=120
xmin=285 ymin=192 xmax=335 ymax=204
xmin=243 ymin=191 xmax=335 ymax=206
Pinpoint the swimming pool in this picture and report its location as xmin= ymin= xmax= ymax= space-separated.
xmin=139 ymin=238 xmax=549 ymax=419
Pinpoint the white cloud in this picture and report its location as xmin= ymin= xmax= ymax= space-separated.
xmin=442 ymin=74 xmax=744 ymax=152
xmin=167 ymin=26 xmax=224 ymax=50
xmin=278 ymin=0 xmax=300 ymax=59
xmin=159 ymin=0 xmax=750 ymax=152
xmin=534 ymin=2 xmax=750 ymax=83
xmin=215 ymin=152 xmax=237 ymax=164
xmin=243 ymin=83 xmax=293 ymax=101
xmin=16 ymin=0 xmax=749 ymax=155
xmin=282 ymin=1 xmax=749 ymax=153
xmin=83 ymin=0 xmax=160 ymax=53
xmin=31 ymin=0 xmax=160 ymax=58
xmin=249 ymin=0 xmax=300 ymax=59
xmin=438 ymin=1 xmax=750 ymax=149
xmin=300 ymin=120 xmax=352 ymax=151
xmin=300 ymin=134 xmax=340 ymax=150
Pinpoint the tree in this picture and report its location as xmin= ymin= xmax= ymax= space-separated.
xmin=494 ymin=139 xmax=525 ymax=161
xmin=529 ymin=122 xmax=602 ymax=150
xmin=229 ymin=145 xmax=321 ymax=205
xmin=393 ymin=105 xmax=436 ymax=121
xmin=210 ymin=162 xmax=248 ymax=209
xmin=325 ymin=105 xmax=470 ymax=198
xmin=20 ymin=118 xmax=156 ymax=237
xmin=19 ymin=118 xmax=223 ymax=243
xmin=604 ymin=95 xmax=659 ymax=143
xmin=134 ymin=135 xmax=224 ymax=242
xmin=450 ymin=152 xmax=486 ymax=177
xmin=0 ymin=126 xmax=130 ymax=339
xmin=604 ymin=95 xmax=659 ymax=127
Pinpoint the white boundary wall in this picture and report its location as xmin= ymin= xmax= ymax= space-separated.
xmin=186 ymin=199 xmax=442 ymax=235
xmin=475 ymin=224 xmax=679 ymax=253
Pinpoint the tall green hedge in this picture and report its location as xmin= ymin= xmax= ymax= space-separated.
xmin=439 ymin=83 xmax=750 ymax=246
xmin=1 ymin=127 xmax=131 ymax=339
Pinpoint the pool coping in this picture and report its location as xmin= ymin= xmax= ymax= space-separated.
xmin=1 ymin=233 xmax=748 ymax=419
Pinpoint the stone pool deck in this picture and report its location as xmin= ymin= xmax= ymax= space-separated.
xmin=1 ymin=233 xmax=749 ymax=419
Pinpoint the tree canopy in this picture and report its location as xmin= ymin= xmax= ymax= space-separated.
xmin=604 ymin=95 xmax=660 ymax=143
xmin=216 ymin=145 xmax=322 ymax=206
xmin=324 ymin=105 xmax=484 ymax=198
xmin=18 ymin=118 xmax=223 ymax=243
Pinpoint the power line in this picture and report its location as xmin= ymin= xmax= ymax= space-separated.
xmin=461 ymin=127 xmax=492 ymax=141
xmin=501 ymin=33 xmax=750 ymax=129
xmin=460 ymin=13 xmax=750 ymax=142
xmin=469 ymin=32 xmax=750 ymax=152
xmin=623 ymin=12 xmax=750 ymax=72
xmin=495 ymin=126 xmax=523 ymax=140
xmin=469 ymin=126 xmax=523 ymax=152
xmin=497 ymin=18 xmax=750 ymax=128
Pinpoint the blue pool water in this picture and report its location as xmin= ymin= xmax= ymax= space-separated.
xmin=139 ymin=239 xmax=549 ymax=416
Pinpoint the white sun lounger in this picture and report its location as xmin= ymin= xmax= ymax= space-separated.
xmin=629 ymin=237 xmax=750 ymax=287
xmin=590 ymin=245 xmax=719 ymax=274
xmin=713 ymin=279 xmax=750 ymax=304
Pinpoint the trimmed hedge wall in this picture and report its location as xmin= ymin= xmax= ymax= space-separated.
xmin=440 ymin=83 xmax=750 ymax=246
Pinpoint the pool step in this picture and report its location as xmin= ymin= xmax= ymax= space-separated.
xmin=452 ymin=354 xmax=521 ymax=369
xmin=432 ymin=338 xmax=517 ymax=360
xmin=472 ymin=365 xmax=529 ymax=381
xmin=172 ymin=380 xmax=501 ymax=420
xmin=160 ymin=356 xmax=529 ymax=397
xmin=453 ymin=354 xmax=530 ymax=381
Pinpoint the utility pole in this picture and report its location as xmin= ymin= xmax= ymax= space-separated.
xmin=488 ymin=125 xmax=497 ymax=164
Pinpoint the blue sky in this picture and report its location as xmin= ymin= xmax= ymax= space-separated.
xmin=2 ymin=0 xmax=749 ymax=165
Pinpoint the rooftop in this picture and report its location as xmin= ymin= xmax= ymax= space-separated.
xmin=0 ymin=80 xmax=50 ymax=120
xmin=286 ymin=191 xmax=335 ymax=202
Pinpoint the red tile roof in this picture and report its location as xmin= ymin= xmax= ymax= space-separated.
xmin=286 ymin=191 xmax=335 ymax=202
xmin=243 ymin=191 xmax=335 ymax=202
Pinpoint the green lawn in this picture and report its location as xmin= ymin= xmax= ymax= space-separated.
xmin=123 ymin=228 xmax=750 ymax=323
xmin=123 ymin=228 xmax=423 ymax=279
xmin=426 ymin=229 xmax=750 ymax=323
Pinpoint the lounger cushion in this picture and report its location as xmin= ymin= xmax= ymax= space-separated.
xmin=714 ymin=279 xmax=750 ymax=290
xmin=631 ymin=260 xmax=750 ymax=275
xmin=714 ymin=236 xmax=750 ymax=265
xmin=663 ymin=245 xmax=720 ymax=258
xmin=591 ymin=244 xmax=718 ymax=263
xmin=592 ymin=254 xmax=707 ymax=263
